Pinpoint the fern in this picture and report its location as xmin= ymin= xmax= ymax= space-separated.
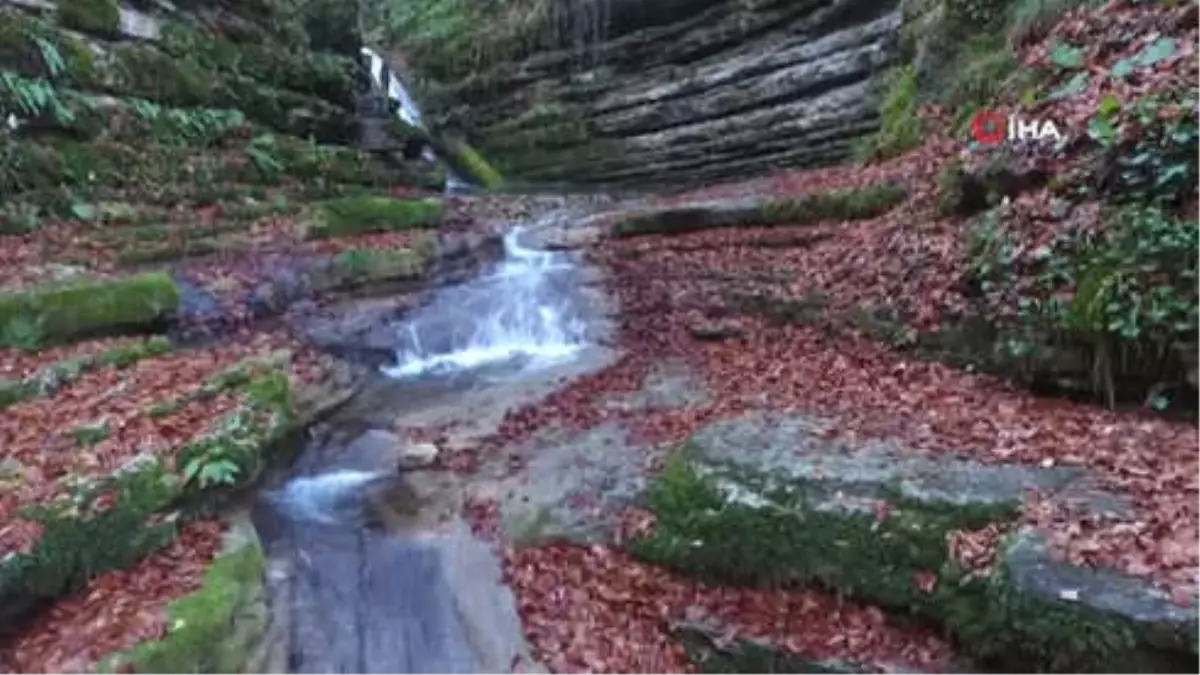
xmin=32 ymin=35 xmax=66 ymax=77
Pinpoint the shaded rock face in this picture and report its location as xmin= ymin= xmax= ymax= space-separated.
xmin=432 ymin=0 xmax=902 ymax=188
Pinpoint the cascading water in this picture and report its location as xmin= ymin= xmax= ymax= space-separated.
xmin=360 ymin=47 xmax=471 ymax=193
xmin=382 ymin=225 xmax=589 ymax=378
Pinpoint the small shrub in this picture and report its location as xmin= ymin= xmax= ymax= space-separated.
xmin=936 ymin=158 xmax=998 ymax=217
xmin=308 ymin=196 xmax=443 ymax=239
xmin=0 ymin=273 xmax=180 ymax=348
xmin=855 ymin=65 xmax=924 ymax=162
xmin=58 ymin=0 xmax=121 ymax=38
xmin=1007 ymin=0 xmax=1103 ymax=48
xmin=113 ymin=45 xmax=214 ymax=107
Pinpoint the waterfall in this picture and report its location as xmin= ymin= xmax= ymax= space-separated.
xmin=360 ymin=46 xmax=470 ymax=192
xmin=382 ymin=225 xmax=589 ymax=379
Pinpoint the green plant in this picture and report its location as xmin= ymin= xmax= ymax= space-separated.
xmin=58 ymin=0 xmax=121 ymax=37
xmin=0 ymin=456 xmax=181 ymax=627
xmin=446 ymin=139 xmax=504 ymax=189
xmin=968 ymin=204 xmax=1198 ymax=406
xmin=855 ymin=65 xmax=923 ymax=162
xmin=104 ymin=543 xmax=266 ymax=673
xmin=72 ymin=419 xmax=111 ymax=447
xmin=309 ymin=196 xmax=444 ymax=239
xmin=1086 ymin=88 xmax=1198 ymax=207
xmin=0 ymin=273 xmax=180 ymax=349
xmin=113 ymin=45 xmax=214 ymax=107
xmin=1007 ymin=0 xmax=1103 ymax=48
xmin=245 ymin=134 xmax=284 ymax=179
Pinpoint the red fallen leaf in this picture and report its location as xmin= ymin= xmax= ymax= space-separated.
xmin=914 ymin=570 xmax=938 ymax=594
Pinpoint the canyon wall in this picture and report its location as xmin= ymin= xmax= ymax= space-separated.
xmin=425 ymin=0 xmax=903 ymax=188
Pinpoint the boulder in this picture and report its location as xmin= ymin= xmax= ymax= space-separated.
xmin=631 ymin=411 xmax=1198 ymax=672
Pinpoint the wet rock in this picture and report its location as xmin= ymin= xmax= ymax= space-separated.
xmin=688 ymin=321 xmax=744 ymax=341
xmin=601 ymin=360 xmax=712 ymax=412
xmin=437 ymin=0 xmax=902 ymax=186
xmin=491 ymin=423 xmax=652 ymax=544
xmin=344 ymin=429 xmax=439 ymax=473
xmin=400 ymin=442 xmax=439 ymax=469
xmin=635 ymin=410 xmax=1194 ymax=671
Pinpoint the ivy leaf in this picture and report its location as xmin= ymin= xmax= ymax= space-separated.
xmin=1134 ymin=37 xmax=1176 ymax=67
xmin=1097 ymin=94 xmax=1122 ymax=118
xmin=1050 ymin=41 xmax=1086 ymax=69
xmin=1047 ymin=73 xmax=1088 ymax=101
xmin=1087 ymin=115 xmax=1118 ymax=144
xmin=70 ymin=203 xmax=97 ymax=221
xmin=1111 ymin=58 xmax=1135 ymax=78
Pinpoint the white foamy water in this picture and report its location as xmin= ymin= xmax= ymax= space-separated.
xmin=382 ymin=227 xmax=588 ymax=378
xmin=361 ymin=47 xmax=465 ymax=181
xmin=267 ymin=469 xmax=385 ymax=524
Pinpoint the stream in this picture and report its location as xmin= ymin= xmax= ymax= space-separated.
xmin=251 ymin=217 xmax=615 ymax=673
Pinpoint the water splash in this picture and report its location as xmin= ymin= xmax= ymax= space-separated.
xmin=382 ymin=226 xmax=588 ymax=378
xmin=267 ymin=470 xmax=386 ymax=524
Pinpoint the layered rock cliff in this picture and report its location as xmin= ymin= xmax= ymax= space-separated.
xmin=422 ymin=0 xmax=903 ymax=188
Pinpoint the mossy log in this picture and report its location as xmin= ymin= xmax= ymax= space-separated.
xmin=0 ymin=273 xmax=180 ymax=348
xmin=612 ymin=183 xmax=908 ymax=237
xmin=307 ymin=196 xmax=443 ymax=239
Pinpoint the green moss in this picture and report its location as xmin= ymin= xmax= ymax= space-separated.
xmin=329 ymin=246 xmax=432 ymax=287
xmin=113 ymin=45 xmax=215 ymax=107
xmin=308 ymin=196 xmax=443 ymax=239
xmin=446 ymin=139 xmax=504 ymax=189
xmin=631 ymin=453 xmax=1185 ymax=672
xmin=1006 ymin=0 xmax=1103 ymax=47
xmin=0 ymin=456 xmax=182 ymax=627
xmin=72 ymin=419 xmax=111 ymax=447
xmin=854 ymin=65 xmax=923 ymax=162
xmin=116 ymin=238 xmax=223 ymax=266
xmin=0 ymin=273 xmax=180 ymax=348
xmin=58 ymin=0 xmax=120 ymax=38
xmin=613 ymin=183 xmax=908 ymax=237
xmin=105 ymin=543 xmax=266 ymax=673
xmin=0 ymin=367 xmax=294 ymax=630
xmin=0 ymin=10 xmax=97 ymax=85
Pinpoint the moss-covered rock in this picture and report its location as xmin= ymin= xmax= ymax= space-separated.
xmin=630 ymin=412 xmax=1198 ymax=672
xmin=0 ymin=9 xmax=98 ymax=86
xmin=112 ymin=44 xmax=216 ymax=107
xmin=613 ymin=184 xmax=908 ymax=237
xmin=444 ymin=139 xmax=504 ymax=190
xmin=58 ymin=0 xmax=120 ymax=38
xmin=307 ymin=196 xmax=443 ymax=239
xmin=324 ymin=244 xmax=435 ymax=288
xmin=0 ymin=273 xmax=180 ymax=348
xmin=0 ymin=365 xmax=294 ymax=629
xmin=0 ymin=336 xmax=171 ymax=410
xmin=100 ymin=517 xmax=269 ymax=673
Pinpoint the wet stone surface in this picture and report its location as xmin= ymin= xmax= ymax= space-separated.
xmin=680 ymin=410 xmax=1197 ymax=652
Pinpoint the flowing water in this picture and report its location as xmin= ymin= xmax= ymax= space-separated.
xmin=382 ymin=227 xmax=589 ymax=378
xmin=255 ymin=212 xmax=607 ymax=673
xmin=360 ymin=47 xmax=472 ymax=192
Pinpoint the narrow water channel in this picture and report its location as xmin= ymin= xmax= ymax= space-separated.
xmin=251 ymin=217 xmax=609 ymax=673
